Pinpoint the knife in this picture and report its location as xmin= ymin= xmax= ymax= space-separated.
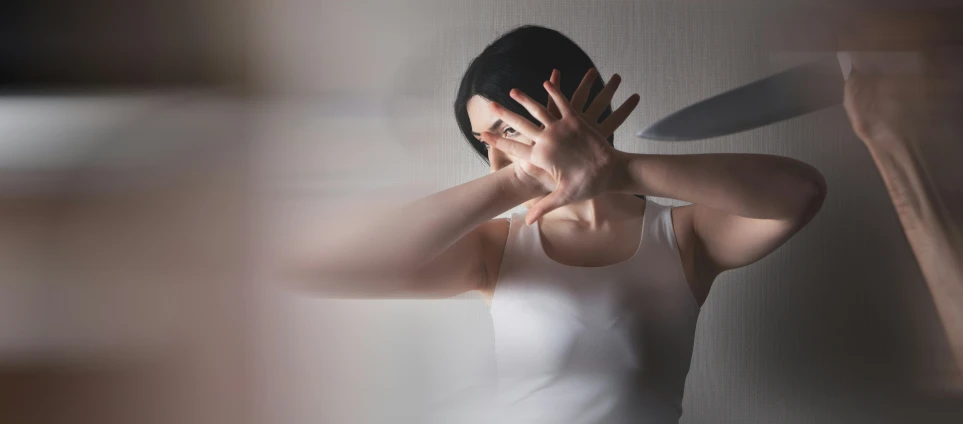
xmin=637 ymin=52 xmax=920 ymax=141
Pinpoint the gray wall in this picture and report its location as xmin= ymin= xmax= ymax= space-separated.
xmin=256 ymin=1 xmax=962 ymax=423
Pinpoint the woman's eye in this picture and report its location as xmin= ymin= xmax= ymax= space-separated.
xmin=502 ymin=127 xmax=518 ymax=137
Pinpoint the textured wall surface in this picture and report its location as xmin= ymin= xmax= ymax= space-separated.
xmin=256 ymin=1 xmax=962 ymax=423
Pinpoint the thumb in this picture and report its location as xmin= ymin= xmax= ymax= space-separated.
xmin=525 ymin=188 xmax=568 ymax=226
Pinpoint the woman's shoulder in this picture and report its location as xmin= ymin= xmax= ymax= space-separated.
xmin=479 ymin=216 xmax=511 ymax=246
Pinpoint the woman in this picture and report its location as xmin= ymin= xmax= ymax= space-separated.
xmin=299 ymin=26 xmax=826 ymax=423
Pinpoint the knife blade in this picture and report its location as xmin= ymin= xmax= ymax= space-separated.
xmin=637 ymin=56 xmax=845 ymax=141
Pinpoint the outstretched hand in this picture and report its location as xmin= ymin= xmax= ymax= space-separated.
xmin=480 ymin=69 xmax=640 ymax=225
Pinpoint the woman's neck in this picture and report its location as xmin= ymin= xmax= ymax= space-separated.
xmin=540 ymin=193 xmax=645 ymax=229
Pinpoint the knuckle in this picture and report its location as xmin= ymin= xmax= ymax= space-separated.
xmin=561 ymin=118 xmax=581 ymax=132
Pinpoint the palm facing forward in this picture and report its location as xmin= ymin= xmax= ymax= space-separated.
xmin=480 ymin=69 xmax=641 ymax=224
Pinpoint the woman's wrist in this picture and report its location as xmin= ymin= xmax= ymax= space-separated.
xmin=504 ymin=163 xmax=549 ymax=200
xmin=606 ymin=151 xmax=657 ymax=196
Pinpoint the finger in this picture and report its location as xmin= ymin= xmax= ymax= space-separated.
xmin=598 ymin=93 xmax=640 ymax=137
xmin=488 ymin=142 xmax=510 ymax=171
xmin=569 ymin=68 xmax=598 ymax=113
xmin=543 ymin=81 xmax=575 ymax=116
xmin=546 ymin=69 xmax=562 ymax=119
xmin=510 ymin=88 xmax=555 ymax=125
xmin=584 ymin=73 xmax=622 ymax=122
xmin=489 ymin=101 xmax=542 ymax=138
xmin=484 ymin=132 xmax=534 ymax=161
xmin=525 ymin=189 xmax=568 ymax=225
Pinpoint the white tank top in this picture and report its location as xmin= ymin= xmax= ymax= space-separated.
xmin=489 ymin=198 xmax=700 ymax=424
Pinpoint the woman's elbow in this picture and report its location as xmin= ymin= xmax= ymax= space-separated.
xmin=797 ymin=169 xmax=828 ymax=223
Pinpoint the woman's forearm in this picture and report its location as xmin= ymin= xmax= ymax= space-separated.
xmin=612 ymin=153 xmax=827 ymax=219
xmin=306 ymin=164 xmax=540 ymax=280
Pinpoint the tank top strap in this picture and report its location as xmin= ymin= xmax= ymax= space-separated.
xmin=501 ymin=213 xmax=523 ymax=264
xmin=640 ymin=199 xmax=678 ymax=252
xmin=637 ymin=199 xmax=700 ymax=310
xmin=495 ymin=212 xmax=539 ymax=278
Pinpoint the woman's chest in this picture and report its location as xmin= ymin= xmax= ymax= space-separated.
xmin=491 ymin=278 xmax=645 ymax=375
xmin=539 ymin=220 xmax=642 ymax=267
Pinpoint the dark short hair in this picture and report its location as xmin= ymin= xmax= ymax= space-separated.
xmin=454 ymin=25 xmax=613 ymax=164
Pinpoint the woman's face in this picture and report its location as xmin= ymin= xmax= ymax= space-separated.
xmin=466 ymin=95 xmax=543 ymax=208
xmin=466 ymin=95 xmax=535 ymax=172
